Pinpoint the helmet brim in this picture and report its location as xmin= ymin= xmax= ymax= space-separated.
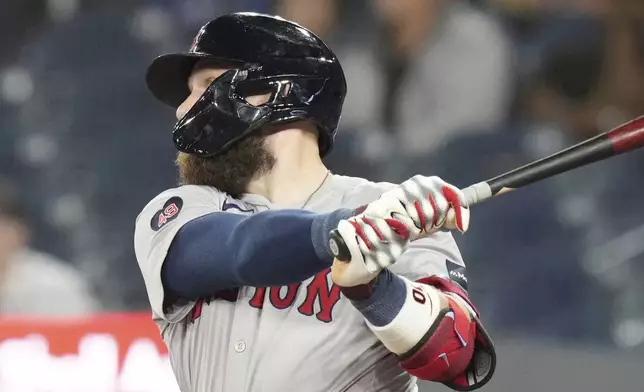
xmin=146 ymin=52 xmax=243 ymax=108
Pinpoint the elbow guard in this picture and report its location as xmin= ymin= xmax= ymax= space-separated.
xmin=365 ymin=276 xmax=496 ymax=391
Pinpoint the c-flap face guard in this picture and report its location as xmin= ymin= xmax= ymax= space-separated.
xmin=172 ymin=69 xmax=272 ymax=157
xmin=172 ymin=67 xmax=328 ymax=157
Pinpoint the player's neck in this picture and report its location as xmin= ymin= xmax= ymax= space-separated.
xmin=245 ymin=127 xmax=329 ymax=205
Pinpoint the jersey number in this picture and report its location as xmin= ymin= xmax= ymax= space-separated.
xmin=151 ymin=196 xmax=184 ymax=231
xmin=158 ymin=204 xmax=179 ymax=226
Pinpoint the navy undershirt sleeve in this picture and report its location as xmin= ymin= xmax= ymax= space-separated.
xmin=350 ymin=269 xmax=408 ymax=327
xmin=162 ymin=208 xmax=353 ymax=300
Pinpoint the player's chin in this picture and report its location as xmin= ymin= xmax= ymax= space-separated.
xmin=174 ymin=135 xmax=276 ymax=196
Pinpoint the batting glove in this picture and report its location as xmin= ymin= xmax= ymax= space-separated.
xmin=331 ymin=176 xmax=469 ymax=287
xmin=332 ymin=212 xmax=413 ymax=287
xmin=385 ymin=175 xmax=470 ymax=238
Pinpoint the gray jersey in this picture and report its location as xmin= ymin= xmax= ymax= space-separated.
xmin=134 ymin=174 xmax=467 ymax=392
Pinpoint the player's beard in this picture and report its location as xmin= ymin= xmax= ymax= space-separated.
xmin=175 ymin=134 xmax=276 ymax=198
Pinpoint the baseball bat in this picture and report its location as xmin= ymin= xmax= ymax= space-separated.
xmin=329 ymin=115 xmax=644 ymax=262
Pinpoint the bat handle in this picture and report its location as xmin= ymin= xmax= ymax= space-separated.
xmin=460 ymin=181 xmax=493 ymax=206
xmin=329 ymin=229 xmax=351 ymax=262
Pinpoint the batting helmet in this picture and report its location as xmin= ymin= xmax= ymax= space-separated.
xmin=146 ymin=12 xmax=347 ymax=157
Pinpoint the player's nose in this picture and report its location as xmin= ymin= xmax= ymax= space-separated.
xmin=175 ymin=90 xmax=203 ymax=121
xmin=175 ymin=106 xmax=186 ymax=121
xmin=175 ymin=100 xmax=189 ymax=120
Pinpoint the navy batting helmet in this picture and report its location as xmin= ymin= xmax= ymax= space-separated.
xmin=146 ymin=12 xmax=347 ymax=157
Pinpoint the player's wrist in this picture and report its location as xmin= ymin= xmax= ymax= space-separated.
xmin=347 ymin=269 xmax=407 ymax=327
xmin=311 ymin=208 xmax=356 ymax=262
xmin=338 ymin=279 xmax=376 ymax=301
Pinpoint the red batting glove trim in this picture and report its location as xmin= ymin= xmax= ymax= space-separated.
xmin=428 ymin=195 xmax=438 ymax=227
xmin=349 ymin=220 xmax=372 ymax=250
xmin=413 ymin=200 xmax=426 ymax=231
xmin=441 ymin=186 xmax=464 ymax=232
xmin=362 ymin=217 xmax=384 ymax=241
xmin=384 ymin=218 xmax=410 ymax=239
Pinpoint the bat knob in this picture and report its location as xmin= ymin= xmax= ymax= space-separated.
xmin=329 ymin=229 xmax=351 ymax=262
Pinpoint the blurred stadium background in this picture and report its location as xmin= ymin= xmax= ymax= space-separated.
xmin=1 ymin=0 xmax=644 ymax=390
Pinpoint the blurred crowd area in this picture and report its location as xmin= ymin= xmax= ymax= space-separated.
xmin=1 ymin=0 xmax=644 ymax=353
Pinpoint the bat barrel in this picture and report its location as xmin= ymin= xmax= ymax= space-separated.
xmin=484 ymin=115 xmax=644 ymax=198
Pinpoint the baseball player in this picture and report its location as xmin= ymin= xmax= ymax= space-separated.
xmin=135 ymin=12 xmax=496 ymax=392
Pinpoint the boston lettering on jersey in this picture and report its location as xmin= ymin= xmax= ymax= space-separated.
xmin=191 ymin=268 xmax=342 ymax=323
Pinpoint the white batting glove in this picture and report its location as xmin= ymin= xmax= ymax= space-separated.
xmin=331 ymin=176 xmax=470 ymax=287
xmin=333 ymin=213 xmax=413 ymax=287
xmin=376 ymin=175 xmax=471 ymax=238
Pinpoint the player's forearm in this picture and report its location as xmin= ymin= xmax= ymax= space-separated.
xmin=162 ymin=208 xmax=352 ymax=299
